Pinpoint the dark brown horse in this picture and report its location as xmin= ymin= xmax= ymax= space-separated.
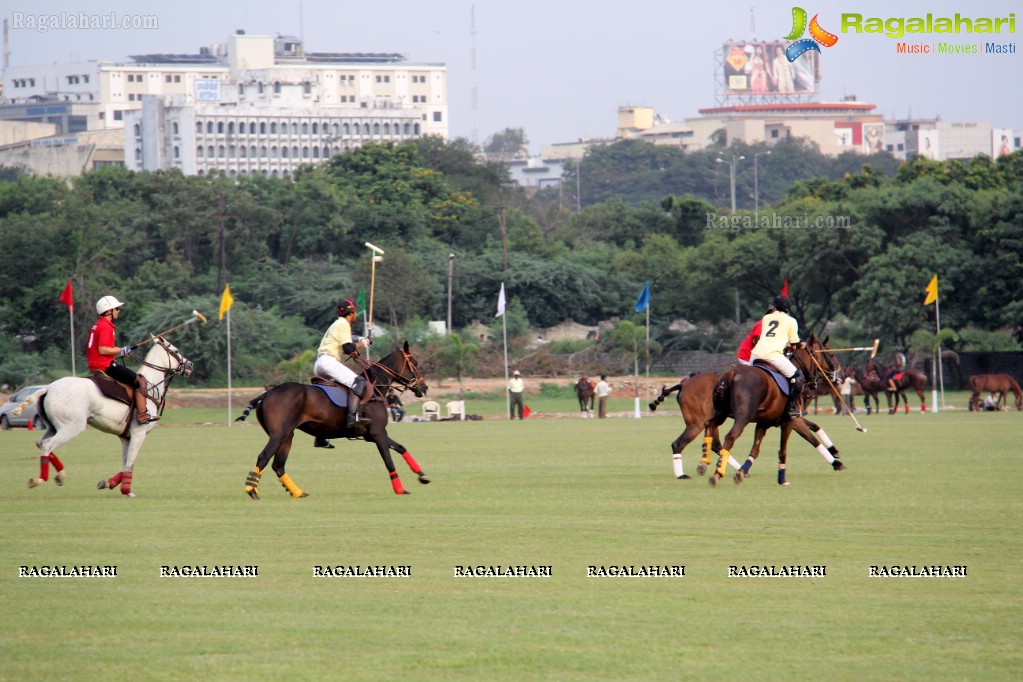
xmin=845 ymin=364 xmax=882 ymax=415
xmin=575 ymin=377 xmax=595 ymax=418
xmin=968 ymin=374 xmax=1023 ymax=411
xmin=701 ymin=335 xmax=842 ymax=486
xmin=236 ymin=342 xmax=429 ymax=498
xmin=649 ymin=368 xmax=845 ymax=481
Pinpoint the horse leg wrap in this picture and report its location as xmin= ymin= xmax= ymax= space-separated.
xmin=278 ymin=473 xmax=306 ymax=498
xmin=50 ymin=453 xmax=66 ymax=485
xmin=715 ymin=449 xmax=730 ymax=478
xmin=245 ymin=468 xmax=262 ymax=495
xmin=778 ymin=464 xmax=787 ymax=486
xmin=672 ymin=453 xmax=685 ymax=479
xmin=741 ymin=457 xmax=754 ymax=474
xmin=106 ymin=471 xmax=125 ymax=490
xmin=401 ymin=451 xmax=423 ymax=475
xmin=390 ymin=472 xmax=406 ymax=495
xmin=120 ymin=471 xmax=133 ymax=496
xmin=38 ymin=456 xmax=51 ymax=482
xmin=701 ymin=437 xmax=713 ymax=465
xmin=815 ymin=443 xmax=835 ymax=464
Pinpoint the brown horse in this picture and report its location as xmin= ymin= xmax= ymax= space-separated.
xmin=236 ymin=342 xmax=430 ymax=498
xmin=701 ymin=335 xmax=842 ymax=486
xmin=867 ymin=358 xmax=927 ymax=414
xmin=968 ymin=374 xmax=1023 ymax=411
xmin=845 ymin=365 xmax=883 ymax=415
xmin=649 ymin=369 xmax=845 ymax=481
xmin=575 ymin=377 xmax=595 ymax=418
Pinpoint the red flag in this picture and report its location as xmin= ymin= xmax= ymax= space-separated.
xmin=780 ymin=278 xmax=789 ymax=296
xmin=523 ymin=405 xmax=532 ymax=419
xmin=59 ymin=281 xmax=74 ymax=310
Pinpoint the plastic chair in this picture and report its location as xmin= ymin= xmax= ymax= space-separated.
xmin=446 ymin=400 xmax=465 ymax=420
xmin=421 ymin=400 xmax=440 ymax=421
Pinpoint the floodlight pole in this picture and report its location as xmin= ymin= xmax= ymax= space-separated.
xmin=754 ymin=150 xmax=771 ymax=210
xmin=717 ymin=154 xmax=745 ymax=213
xmin=447 ymin=253 xmax=455 ymax=335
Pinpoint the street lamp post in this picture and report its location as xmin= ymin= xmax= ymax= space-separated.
xmin=754 ymin=150 xmax=771 ymax=210
xmin=447 ymin=253 xmax=455 ymax=335
xmin=716 ymin=154 xmax=745 ymax=213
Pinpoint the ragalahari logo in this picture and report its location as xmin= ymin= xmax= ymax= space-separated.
xmin=784 ymin=7 xmax=839 ymax=62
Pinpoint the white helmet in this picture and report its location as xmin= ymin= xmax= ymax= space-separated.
xmin=96 ymin=295 xmax=124 ymax=315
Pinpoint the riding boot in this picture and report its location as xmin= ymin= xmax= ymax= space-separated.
xmin=314 ymin=438 xmax=335 ymax=449
xmin=346 ymin=375 xmax=370 ymax=430
xmin=134 ymin=375 xmax=158 ymax=425
xmin=785 ymin=373 xmax=805 ymax=421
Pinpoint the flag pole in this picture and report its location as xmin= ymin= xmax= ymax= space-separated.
xmin=69 ymin=305 xmax=76 ymax=376
xmin=227 ymin=306 xmax=233 ymax=427
xmin=935 ymin=294 xmax=945 ymax=410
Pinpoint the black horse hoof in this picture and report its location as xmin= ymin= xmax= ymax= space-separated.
xmin=418 ymin=474 xmax=431 ymax=484
xmin=676 ymin=474 xmax=691 ymax=480
xmin=247 ymin=490 xmax=261 ymax=500
xmin=832 ymin=460 xmax=846 ymax=471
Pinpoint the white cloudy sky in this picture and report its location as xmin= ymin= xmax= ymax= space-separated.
xmin=5 ymin=0 xmax=1020 ymax=153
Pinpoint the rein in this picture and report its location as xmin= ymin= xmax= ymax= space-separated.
xmin=127 ymin=342 xmax=191 ymax=417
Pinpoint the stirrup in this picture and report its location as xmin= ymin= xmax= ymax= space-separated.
xmin=136 ymin=412 xmax=159 ymax=425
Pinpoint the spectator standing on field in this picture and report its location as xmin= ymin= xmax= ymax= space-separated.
xmin=508 ymin=370 xmax=525 ymax=420
xmin=595 ymin=374 xmax=611 ymax=418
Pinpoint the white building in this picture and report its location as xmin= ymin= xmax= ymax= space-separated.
xmin=1 ymin=31 xmax=448 ymax=175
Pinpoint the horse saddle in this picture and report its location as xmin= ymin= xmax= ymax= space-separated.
xmin=310 ymin=377 xmax=350 ymax=408
xmin=891 ymin=371 xmax=905 ymax=382
xmin=89 ymin=372 xmax=134 ymax=406
xmin=751 ymin=362 xmax=790 ymax=396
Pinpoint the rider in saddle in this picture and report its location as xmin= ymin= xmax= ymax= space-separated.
xmin=749 ymin=295 xmax=804 ymax=421
xmin=85 ymin=295 xmax=156 ymax=425
xmin=736 ymin=300 xmax=777 ymax=366
xmin=314 ymin=298 xmax=372 ymax=431
xmin=885 ymin=351 xmax=906 ymax=392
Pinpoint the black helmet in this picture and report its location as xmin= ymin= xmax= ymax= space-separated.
xmin=773 ymin=295 xmax=792 ymax=313
xmin=337 ymin=299 xmax=359 ymax=316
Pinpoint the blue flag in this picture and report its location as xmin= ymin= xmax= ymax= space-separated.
xmin=634 ymin=281 xmax=651 ymax=313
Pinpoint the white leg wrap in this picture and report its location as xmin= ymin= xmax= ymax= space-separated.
xmin=728 ymin=455 xmax=742 ymax=471
xmin=816 ymin=443 xmax=836 ymax=464
xmin=816 ymin=428 xmax=834 ymax=449
xmin=672 ymin=453 xmax=685 ymax=478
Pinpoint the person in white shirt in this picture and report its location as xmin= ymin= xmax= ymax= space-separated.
xmin=508 ymin=370 xmax=525 ymax=420
xmin=595 ymin=374 xmax=611 ymax=418
xmin=749 ymin=295 xmax=804 ymax=420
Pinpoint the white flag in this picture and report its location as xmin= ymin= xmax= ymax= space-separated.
xmin=496 ymin=283 xmax=506 ymax=317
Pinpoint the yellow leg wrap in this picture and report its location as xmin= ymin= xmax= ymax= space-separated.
xmin=716 ymin=449 xmax=730 ymax=477
xmin=701 ymin=436 xmax=713 ymax=465
xmin=279 ymin=473 xmax=305 ymax=498
xmin=244 ymin=467 xmax=262 ymax=494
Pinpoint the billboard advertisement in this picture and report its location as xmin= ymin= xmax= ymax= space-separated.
xmin=992 ymin=128 xmax=1013 ymax=157
xmin=723 ymin=41 xmax=818 ymax=96
xmin=918 ymin=130 xmax=939 ymax=160
xmin=863 ymin=123 xmax=885 ymax=154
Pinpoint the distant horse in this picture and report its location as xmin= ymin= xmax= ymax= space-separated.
xmin=968 ymin=374 xmax=1022 ymax=411
xmin=845 ymin=365 xmax=882 ymax=415
xmin=18 ymin=338 xmax=193 ymax=497
xmin=236 ymin=342 xmax=430 ymax=498
xmin=701 ymin=335 xmax=842 ymax=486
xmin=575 ymin=377 xmax=595 ymax=418
xmin=649 ymin=368 xmax=844 ymax=481
xmin=868 ymin=358 xmax=926 ymax=414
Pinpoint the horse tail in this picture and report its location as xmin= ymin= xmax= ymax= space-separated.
xmin=648 ymin=382 xmax=682 ymax=412
xmin=235 ymin=392 xmax=267 ymax=422
xmin=712 ymin=375 xmax=731 ymax=414
xmin=11 ymin=387 xmax=46 ymax=417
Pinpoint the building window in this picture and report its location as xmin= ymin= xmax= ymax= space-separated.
xmin=208 ymin=145 xmax=215 ymax=157
xmin=229 ymin=145 xmax=236 ymax=158
xmin=282 ymin=146 xmax=289 ymax=158
xmin=172 ymin=122 xmax=179 ymax=135
xmin=271 ymin=146 xmax=278 ymax=158
xmin=343 ymin=123 xmax=350 ymax=135
xmin=250 ymin=145 xmax=257 ymax=157
xmin=273 ymin=82 xmax=282 ymax=95
xmin=292 ymin=146 xmax=299 ymax=158
xmin=207 ymin=121 xmax=214 ymax=133
xmin=291 ymin=122 xmax=298 ymax=135
xmin=114 ymin=110 xmax=124 ymax=121
xmin=257 ymin=82 xmax=264 ymax=94
xmin=261 ymin=146 xmax=268 ymax=157
xmin=165 ymin=75 xmax=172 ymax=83
xmin=218 ymin=145 xmax=226 ymax=158
xmin=218 ymin=121 xmax=225 ymax=134
xmin=174 ymin=75 xmax=181 ymax=83
xmin=303 ymin=82 xmax=312 ymax=96
xmin=433 ymin=112 xmax=442 ymax=122
xmin=260 ymin=122 xmax=267 ymax=134
xmin=197 ymin=146 xmax=204 ymax=158
xmin=133 ymin=123 xmax=141 ymax=137
xmin=173 ymin=146 xmax=180 ymax=159
xmin=196 ymin=122 xmax=202 ymax=133
xmin=228 ymin=122 xmax=235 ymax=135
xmin=239 ymin=83 xmax=245 ymax=96
xmin=301 ymin=122 xmax=309 ymax=134
xmin=313 ymin=147 xmax=320 ymax=159
xmin=270 ymin=122 xmax=277 ymax=134
xmin=249 ymin=122 xmax=256 ymax=134
xmin=311 ymin=122 xmax=318 ymax=134
xmin=323 ymin=146 xmax=331 ymax=158
xmin=135 ymin=148 xmax=142 ymax=161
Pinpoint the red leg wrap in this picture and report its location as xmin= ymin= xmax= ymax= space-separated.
xmin=390 ymin=471 xmax=406 ymax=495
xmin=48 ymin=453 xmax=64 ymax=471
xmin=38 ymin=456 xmax=50 ymax=481
xmin=401 ymin=451 xmax=422 ymax=474
xmin=121 ymin=471 xmax=133 ymax=495
xmin=107 ymin=471 xmax=125 ymax=489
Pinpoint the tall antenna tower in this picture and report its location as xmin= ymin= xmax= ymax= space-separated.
xmin=470 ymin=4 xmax=478 ymax=147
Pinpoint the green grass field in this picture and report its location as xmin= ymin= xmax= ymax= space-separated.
xmin=1 ymin=402 xmax=1020 ymax=681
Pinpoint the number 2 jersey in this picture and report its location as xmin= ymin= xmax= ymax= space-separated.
xmin=750 ymin=311 xmax=800 ymax=359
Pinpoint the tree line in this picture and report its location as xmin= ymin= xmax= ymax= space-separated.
xmin=1 ymin=135 xmax=1020 ymax=387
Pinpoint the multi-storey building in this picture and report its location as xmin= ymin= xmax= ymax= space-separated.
xmin=1 ymin=31 xmax=448 ymax=175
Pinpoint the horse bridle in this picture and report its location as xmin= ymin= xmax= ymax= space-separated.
xmin=369 ymin=348 xmax=426 ymax=398
xmin=127 ymin=338 xmax=194 ymax=414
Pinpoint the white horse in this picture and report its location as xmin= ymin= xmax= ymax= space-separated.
xmin=19 ymin=337 xmax=193 ymax=497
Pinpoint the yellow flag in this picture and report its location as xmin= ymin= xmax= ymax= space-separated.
xmin=219 ymin=283 xmax=234 ymax=320
xmin=923 ymin=275 xmax=938 ymax=306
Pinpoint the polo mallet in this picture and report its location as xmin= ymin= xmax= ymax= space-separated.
xmin=818 ymin=339 xmax=880 ymax=358
xmin=365 ymin=242 xmax=385 ymax=335
xmin=807 ymin=350 xmax=867 ymax=433
xmin=133 ymin=310 xmax=208 ymax=348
